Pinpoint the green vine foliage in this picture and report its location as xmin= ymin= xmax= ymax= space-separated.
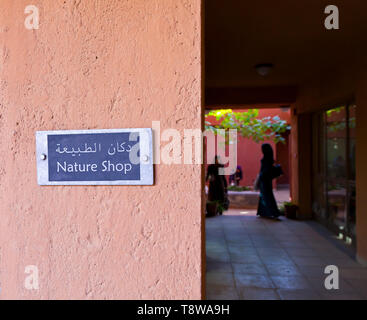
xmin=205 ymin=109 xmax=291 ymax=144
xmin=326 ymin=106 xmax=356 ymax=132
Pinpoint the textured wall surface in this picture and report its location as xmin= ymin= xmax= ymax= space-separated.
xmin=0 ymin=0 xmax=203 ymax=299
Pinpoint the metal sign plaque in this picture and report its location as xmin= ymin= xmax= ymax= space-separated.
xmin=36 ymin=128 xmax=153 ymax=185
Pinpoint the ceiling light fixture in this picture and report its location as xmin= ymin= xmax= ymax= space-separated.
xmin=255 ymin=63 xmax=274 ymax=76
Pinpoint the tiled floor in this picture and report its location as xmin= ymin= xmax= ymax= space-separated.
xmin=206 ymin=209 xmax=367 ymax=300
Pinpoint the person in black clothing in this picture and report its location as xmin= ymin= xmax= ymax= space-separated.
xmin=206 ymin=156 xmax=228 ymax=214
xmin=229 ymin=165 xmax=243 ymax=186
xmin=257 ymin=143 xmax=281 ymax=218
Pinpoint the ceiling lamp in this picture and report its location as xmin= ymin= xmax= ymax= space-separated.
xmin=255 ymin=63 xmax=274 ymax=76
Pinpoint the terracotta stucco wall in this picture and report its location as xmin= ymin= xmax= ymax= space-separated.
xmin=0 ymin=0 xmax=203 ymax=299
xmin=289 ymin=105 xmax=298 ymax=204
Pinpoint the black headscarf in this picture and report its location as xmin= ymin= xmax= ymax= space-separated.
xmin=261 ymin=143 xmax=274 ymax=164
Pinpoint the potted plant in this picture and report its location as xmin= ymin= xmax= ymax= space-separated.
xmin=206 ymin=200 xmax=226 ymax=217
xmin=279 ymin=204 xmax=285 ymax=216
xmin=283 ymin=201 xmax=298 ymax=219
xmin=228 ymin=185 xmax=252 ymax=192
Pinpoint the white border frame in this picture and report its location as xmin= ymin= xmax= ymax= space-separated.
xmin=36 ymin=128 xmax=153 ymax=186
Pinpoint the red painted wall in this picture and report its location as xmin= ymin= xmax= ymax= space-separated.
xmin=206 ymin=108 xmax=291 ymax=187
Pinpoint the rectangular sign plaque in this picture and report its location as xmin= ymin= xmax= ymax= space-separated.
xmin=36 ymin=128 xmax=153 ymax=185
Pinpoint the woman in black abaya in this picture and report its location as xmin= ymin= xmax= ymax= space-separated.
xmin=257 ymin=143 xmax=281 ymax=218
xmin=206 ymin=156 xmax=228 ymax=214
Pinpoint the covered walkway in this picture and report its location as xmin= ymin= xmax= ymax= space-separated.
xmin=206 ymin=210 xmax=367 ymax=300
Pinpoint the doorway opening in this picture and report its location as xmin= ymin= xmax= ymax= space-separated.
xmin=203 ymin=0 xmax=365 ymax=300
xmin=204 ymin=106 xmax=291 ymax=214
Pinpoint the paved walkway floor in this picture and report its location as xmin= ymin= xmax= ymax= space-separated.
xmin=206 ymin=209 xmax=367 ymax=300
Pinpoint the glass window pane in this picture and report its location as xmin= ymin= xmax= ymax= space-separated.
xmin=348 ymin=105 xmax=356 ymax=238
xmin=326 ymin=106 xmax=347 ymax=232
xmin=312 ymin=112 xmax=327 ymax=221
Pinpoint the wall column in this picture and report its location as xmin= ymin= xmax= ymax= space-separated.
xmin=0 ymin=0 xmax=203 ymax=299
